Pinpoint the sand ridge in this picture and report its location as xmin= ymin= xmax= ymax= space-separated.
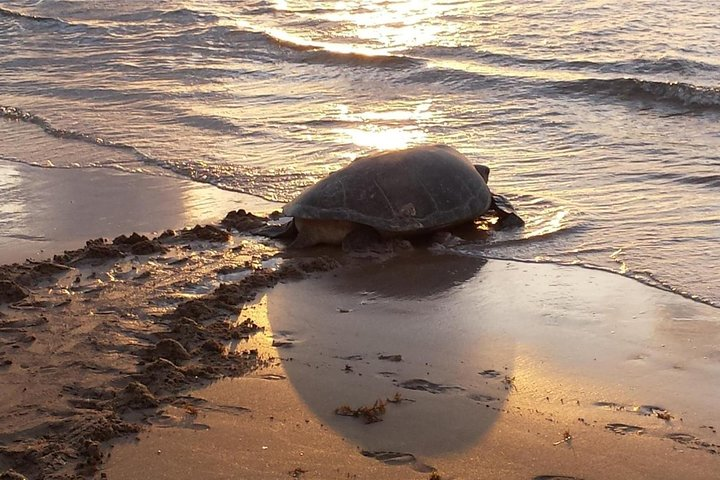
xmin=0 ymin=211 xmax=338 ymax=479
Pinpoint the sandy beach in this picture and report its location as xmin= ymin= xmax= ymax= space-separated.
xmin=3 ymin=1 xmax=720 ymax=478
xmin=2 ymin=191 xmax=719 ymax=479
xmin=106 ymin=255 xmax=720 ymax=480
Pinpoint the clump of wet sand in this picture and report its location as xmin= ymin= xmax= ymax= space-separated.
xmin=0 ymin=210 xmax=339 ymax=479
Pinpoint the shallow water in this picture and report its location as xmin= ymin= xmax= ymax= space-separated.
xmin=1 ymin=1 xmax=719 ymax=305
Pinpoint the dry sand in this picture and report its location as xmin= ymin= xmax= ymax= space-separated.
xmin=1 ymin=199 xmax=720 ymax=479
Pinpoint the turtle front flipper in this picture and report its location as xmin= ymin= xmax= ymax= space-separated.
xmin=291 ymin=218 xmax=357 ymax=248
xmin=490 ymin=194 xmax=525 ymax=229
xmin=253 ymin=218 xmax=298 ymax=239
xmin=341 ymin=225 xmax=385 ymax=253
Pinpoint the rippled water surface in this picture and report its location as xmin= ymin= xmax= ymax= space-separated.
xmin=1 ymin=0 xmax=719 ymax=304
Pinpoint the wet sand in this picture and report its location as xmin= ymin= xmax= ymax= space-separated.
xmin=103 ymin=254 xmax=720 ymax=480
xmin=1 ymin=210 xmax=719 ymax=479
xmin=0 ymin=160 xmax=279 ymax=265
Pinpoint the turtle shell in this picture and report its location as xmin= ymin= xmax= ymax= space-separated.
xmin=283 ymin=145 xmax=492 ymax=234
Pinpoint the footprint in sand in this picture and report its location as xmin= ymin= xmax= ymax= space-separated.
xmin=361 ymin=450 xmax=435 ymax=473
xmin=398 ymin=379 xmax=464 ymax=394
xmin=666 ymin=432 xmax=698 ymax=444
xmin=665 ymin=432 xmax=720 ymax=454
xmin=336 ymin=354 xmax=364 ymax=361
xmin=151 ymin=415 xmax=211 ymax=431
xmin=595 ymin=400 xmax=672 ymax=420
xmin=257 ymin=373 xmax=286 ymax=381
xmin=468 ymin=393 xmax=499 ymax=403
xmin=533 ymin=476 xmax=584 ymax=480
xmin=377 ymin=354 xmax=402 ymax=362
xmin=605 ymin=423 xmax=645 ymax=435
xmin=593 ymin=401 xmax=624 ymax=411
xmin=271 ymin=330 xmax=298 ymax=349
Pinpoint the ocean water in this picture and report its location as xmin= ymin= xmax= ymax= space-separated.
xmin=1 ymin=1 xmax=719 ymax=305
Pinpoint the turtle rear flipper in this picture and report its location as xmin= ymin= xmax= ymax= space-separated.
xmin=491 ymin=194 xmax=524 ymax=229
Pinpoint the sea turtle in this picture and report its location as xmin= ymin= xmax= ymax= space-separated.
xmin=270 ymin=144 xmax=523 ymax=248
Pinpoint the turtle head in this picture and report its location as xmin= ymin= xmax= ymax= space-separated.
xmin=474 ymin=164 xmax=490 ymax=183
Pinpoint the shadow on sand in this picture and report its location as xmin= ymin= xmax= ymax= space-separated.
xmin=264 ymin=252 xmax=516 ymax=461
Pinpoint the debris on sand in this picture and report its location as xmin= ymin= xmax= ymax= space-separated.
xmin=288 ymin=467 xmax=308 ymax=478
xmin=553 ymin=429 xmax=573 ymax=446
xmin=386 ymin=392 xmax=406 ymax=404
xmin=656 ymin=410 xmax=673 ymax=421
xmin=335 ymin=399 xmax=387 ymax=424
xmin=361 ymin=450 xmax=436 ymax=473
xmin=399 ymin=379 xmax=464 ymax=395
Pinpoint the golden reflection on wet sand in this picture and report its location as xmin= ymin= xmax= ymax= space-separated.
xmin=0 ymin=159 xmax=277 ymax=264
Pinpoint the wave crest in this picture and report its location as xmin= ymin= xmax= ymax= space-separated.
xmin=411 ymin=45 xmax=718 ymax=75
xmin=1 ymin=105 xmax=142 ymax=151
xmin=0 ymin=105 xmax=305 ymax=202
xmin=625 ymin=171 xmax=720 ymax=189
xmin=0 ymin=6 xmax=63 ymax=23
xmin=562 ymin=78 xmax=720 ymax=110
